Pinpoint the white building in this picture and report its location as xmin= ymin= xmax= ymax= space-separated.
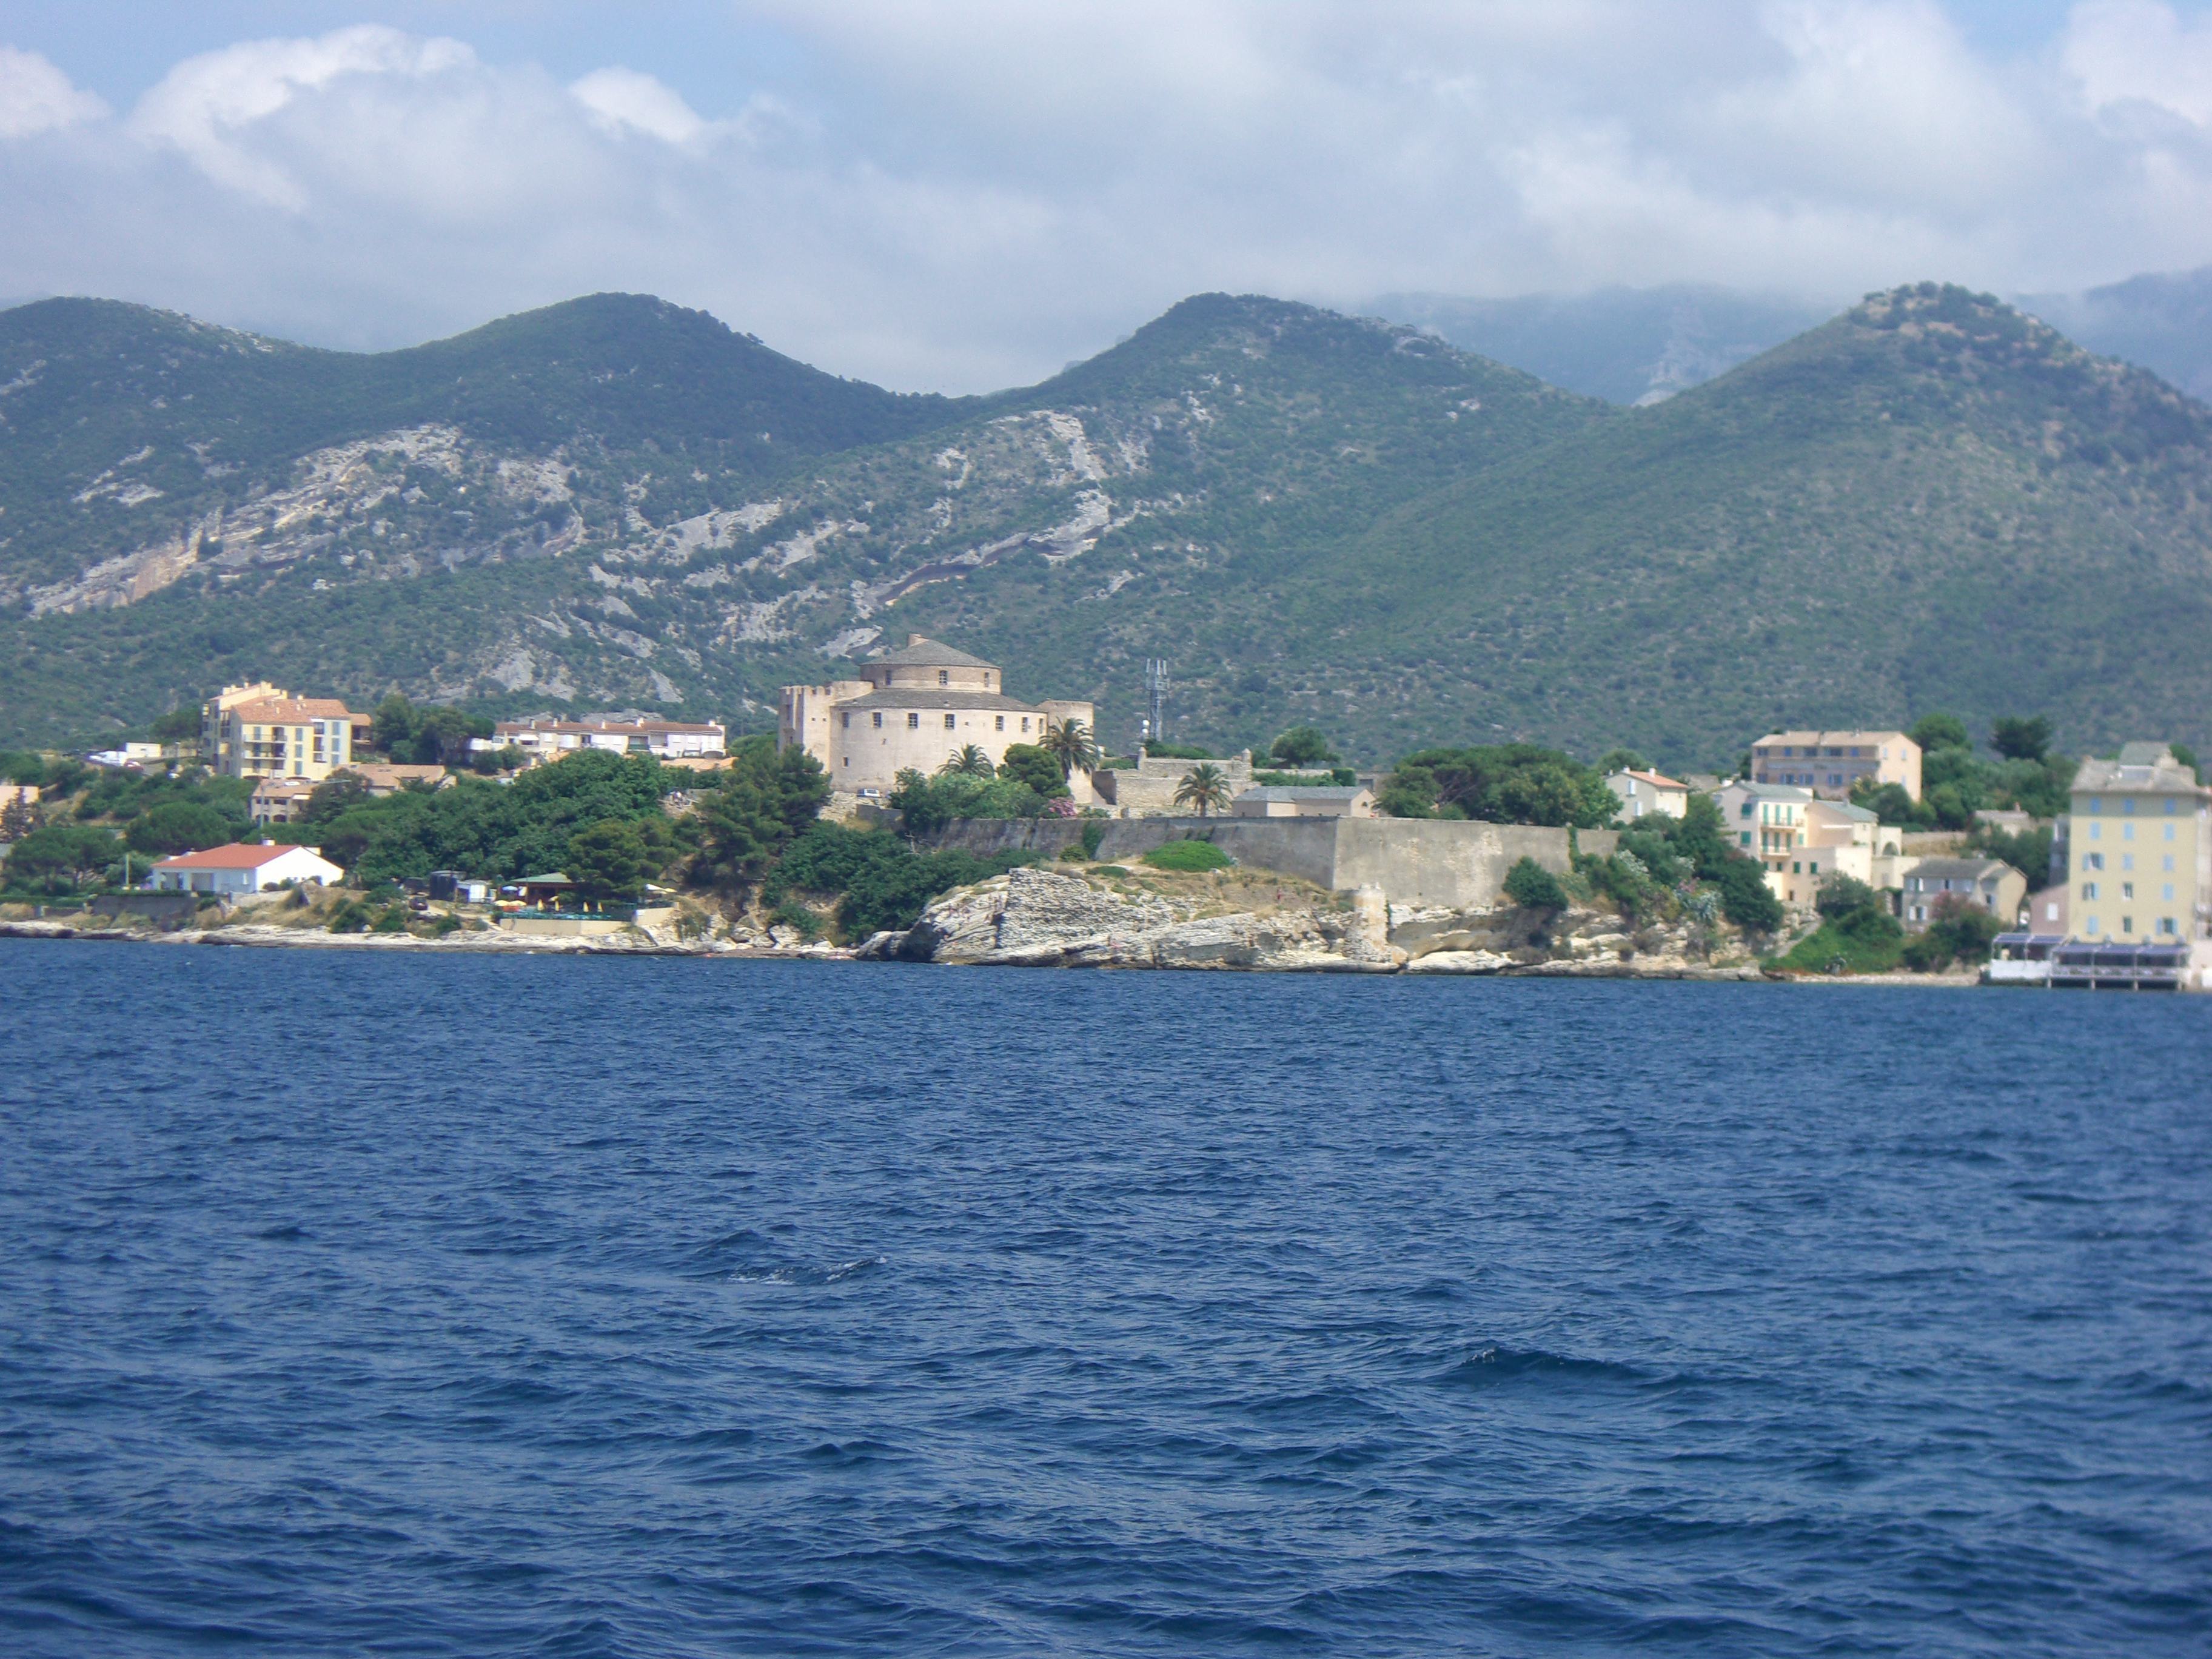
xmin=150 ymin=842 xmax=345 ymax=896
xmin=1604 ymin=768 xmax=1690 ymax=821
xmin=483 ymin=717 xmax=726 ymax=763
xmin=779 ymin=636 xmax=1096 ymax=799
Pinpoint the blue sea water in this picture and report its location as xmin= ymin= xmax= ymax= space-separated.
xmin=0 ymin=940 xmax=2207 ymax=1657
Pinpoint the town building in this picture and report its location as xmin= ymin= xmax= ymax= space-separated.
xmin=483 ymin=717 xmax=726 ymax=763
xmin=779 ymin=636 xmax=1096 ymax=799
xmin=1231 ymin=785 xmax=1377 ymax=819
xmin=1748 ymin=730 xmax=1921 ymax=800
xmin=150 ymin=842 xmax=344 ymax=896
xmin=1604 ymin=768 xmax=1690 ymax=821
xmin=1900 ymin=857 xmax=2027 ymax=929
xmin=1801 ymin=799 xmax=1911 ymax=892
xmin=201 ymin=683 xmax=366 ymax=782
xmin=250 ymin=779 xmax=318 ymax=825
xmin=1717 ymin=780 xmax=1827 ymax=906
xmin=2067 ymin=745 xmax=2211 ymax=944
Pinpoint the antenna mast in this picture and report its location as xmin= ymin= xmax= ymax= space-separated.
xmin=1143 ymin=659 xmax=1168 ymax=754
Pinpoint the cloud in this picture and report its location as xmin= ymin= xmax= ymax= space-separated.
xmin=3 ymin=7 xmax=2212 ymax=389
xmin=0 ymin=45 xmax=107 ymax=138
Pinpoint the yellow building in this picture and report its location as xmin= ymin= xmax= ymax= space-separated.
xmin=2068 ymin=745 xmax=2211 ymax=943
xmin=201 ymin=683 xmax=366 ymax=782
xmin=1749 ymin=730 xmax=1922 ymax=800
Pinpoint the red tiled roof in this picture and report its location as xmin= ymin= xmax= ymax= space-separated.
xmin=1622 ymin=769 xmax=1689 ymax=790
xmin=152 ymin=842 xmax=322 ymax=870
xmin=227 ymin=697 xmax=360 ymax=723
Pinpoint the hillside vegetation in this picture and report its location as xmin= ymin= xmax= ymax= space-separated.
xmin=1 ymin=283 xmax=2207 ymax=768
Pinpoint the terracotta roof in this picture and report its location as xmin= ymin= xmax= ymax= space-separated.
xmin=227 ymin=697 xmax=359 ymax=723
xmin=871 ymin=635 xmax=996 ymax=670
xmin=1615 ymin=768 xmax=1688 ymax=790
xmin=837 ymin=689 xmax=1042 ymax=713
xmin=153 ymin=842 xmax=325 ymax=870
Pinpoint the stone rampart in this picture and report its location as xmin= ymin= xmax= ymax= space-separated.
xmin=918 ymin=816 xmax=1615 ymax=910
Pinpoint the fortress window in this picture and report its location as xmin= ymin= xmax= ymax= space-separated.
xmin=907 ymin=712 xmax=919 ymax=729
xmin=841 ymin=712 xmax=851 ymax=728
xmin=873 ymin=712 xmax=883 ymax=728
xmin=944 ymin=714 xmax=957 ymax=730
xmin=1021 ymin=717 xmax=1030 ymax=732
xmin=996 ymin=716 xmax=1005 ymax=731
xmin=939 ymin=670 xmax=949 ymax=686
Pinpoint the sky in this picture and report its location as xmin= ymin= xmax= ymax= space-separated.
xmin=4 ymin=1 xmax=2212 ymax=390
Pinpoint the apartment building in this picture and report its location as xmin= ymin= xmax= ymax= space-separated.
xmin=487 ymin=717 xmax=727 ymax=763
xmin=1749 ymin=730 xmax=1921 ymax=800
xmin=201 ymin=683 xmax=366 ymax=782
xmin=2068 ymin=745 xmax=2211 ymax=943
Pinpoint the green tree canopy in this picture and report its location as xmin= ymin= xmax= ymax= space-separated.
xmin=691 ymin=737 xmax=832 ymax=886
xmin=1173 ymin=762 xmax=1233 ymax=817
xmin=1503 ymin=856 xmax=1566 ymax=911
xmin=567 ymin=819 xmax=650 ymax=904
xmin=996 ymin=743 xmax=1068 ymax=799
xmin=124 ymin=800 xmax=233 ymax=856
xmin=938 ymin=743 xmax=996 ymax=779
xmin=1596 ymin=748 xmax=1650 ymax=776
xmin=1909 ymin=712 xmax=1972 ymax=752
xmin=1269 ymin=726 xmax=1340 ymax=766
xmin=5 ymin=824 xmax=121 ymax=888
xmin=1378 ymin=743 xmax=1615 ymax=828
xmin=148 ymin=707 xmax=201 ymax=743
xmin=1042 ymin=717 xmax=1102 ymax=780
xmin=1989 ymin=716 xmax=2051 ymax=763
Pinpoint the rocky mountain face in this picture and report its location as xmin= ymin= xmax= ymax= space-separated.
xmin=2 ymin=282 xmax=2209 ymax=765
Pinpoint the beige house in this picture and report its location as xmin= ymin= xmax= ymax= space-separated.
xmin=780 ymin=637 xmax=1096 ymax=800
xmin=2068 ymin=745 xmax=2211 ymax=944
xmin=1231 ymin=785 xmax=1376 ymax=819
xmin=1900 ymin=857 xmax=2026 ymax=930
xmin=484 ymin=717 xmax=726 ymax=763
xmin=249 ymin=778 xmax=318 ymax=825
xmin=202 ymin=683 xmax=366 ymax=782
xmin=1605 ymin=768 xmax=1690 ymax=821
xmin=1750 ymin=730 xmax=1922 ymax=800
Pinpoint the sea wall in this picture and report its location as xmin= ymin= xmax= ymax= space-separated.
xmin=920 ymin=816 xmax=1616 ymax=911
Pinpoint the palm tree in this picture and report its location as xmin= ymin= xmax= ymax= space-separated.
xmin=1174 ymin=762 xmax=1233 ymax=817
xmin=938 ymin=743 xmax=995 ymax=779
xmin=1041 ymin=717 xmax=1101 ymax=781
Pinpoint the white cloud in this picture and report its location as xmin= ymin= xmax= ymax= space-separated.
xmin=570 ymin=68 xmax=707 ymax=145
xmin=4 ymin=7 xmax=2212 ymax=389
xmin=0 ymin=45 xmax=107 ymax=138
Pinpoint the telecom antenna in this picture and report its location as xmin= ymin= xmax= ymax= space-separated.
xmin=1144 ymin=659 xmax=1168 ymax=752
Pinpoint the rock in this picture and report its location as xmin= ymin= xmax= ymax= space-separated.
xmin=1403 ymin=949 xmax=1513 ymax=974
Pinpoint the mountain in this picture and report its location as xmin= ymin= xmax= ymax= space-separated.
xmin=2 ymin=283 xmax=2209 ymax=768
xmin=1362 ymin=286 xmax=1831 ymax=406
xmin=2018 ymin=266 xmax=2212 ymax=404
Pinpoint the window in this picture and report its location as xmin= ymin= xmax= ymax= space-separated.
xmin=2164 ymin=855 xmax=2176 ymax=872
xmin=1739 ymin=831 xmax=1752 ymax=847
xmin=873 ymin=712 xmax=883 ymax=728
xmin=2167 ymin=797 xmax=2179 ymax=814
xmin=2082 ymin=882 xmax=2098 ymax=900
xmin=2162 ymin=883 xmax=2176 ymax=902
xmin=1740 ymin=802 xmax=1754 ymax=818
xmin=841 ymin=712 xmax=851 ymax=728
xmin=995 ymin=716 xmax=1005 ymax=731
xmin=1021 ymin=717 xmax=1030 ymax=732
xmin=2123 ymin=823 xmax=2135 ymax=842
xmin=2122 ymin=916 xmax=2134 ymax=934
xmin=944 ymin=714 xmax=957 ymax=730
xmin=938 ymin=669 xmax=949 ymax=686
xmin=2158 ymin=917 xmax=2178 ymax=936
xmin=2123 ymin=854 xmax=2134 ymax=871
xmin=2166 ymin=823 xmax=2177 ymax=841
xmin=2088 ymin=796 xmax=2102 ymax=813
xmin=2089 ymin=822 xmax=2102 ymax=840
xmin=907 ymin=712 xmax=919 ymax=729
xmin=2123 ymin=798 xmax=2136 ymax=815
xmin=2085 ymin=916 xmax=2101 ymax=936
xmin=1809 ymin=862 xmax=1820 ymax=875
xmin=2085 ymin=853 xmax=2103 ymax=870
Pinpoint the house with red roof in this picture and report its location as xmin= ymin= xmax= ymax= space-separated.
xmin=150 ymin=842 xmax=344 ymax=897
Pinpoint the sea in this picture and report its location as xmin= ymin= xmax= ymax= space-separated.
xmin=1 ymin=939 xmax=2207 ymax=1657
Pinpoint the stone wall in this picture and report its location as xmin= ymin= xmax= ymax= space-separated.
xmin=919 ymin=815 xmax=1616 ymax=910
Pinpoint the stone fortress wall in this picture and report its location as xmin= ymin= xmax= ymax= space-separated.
xmin=922 ymin=814 xmax=1616 ymax=912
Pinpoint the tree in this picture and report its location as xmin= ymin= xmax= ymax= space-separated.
xmin=125 ymin=802 xmax=232 ymax=856
xmin=996 ymin=743 xmax=1068 ymax=798
xmin=303 ymin=773 xmax=374 ymax=824
xmin=1909 ymin=712 xmax=1971 ymax=752
xmin=1711 ymin=856 xmax=1784 ymax=934
xmin=1041 ymin=717 xmax=1102 ymax=781
xmin=1173 ymin=762 xmax=1233 ymax=817
xmin=691 ymin=739 xmax=831 ymax=886
xmin=1815 ymin=876 xmax=1881 ymax=921
xmin=148 ymin=707 xmax=201 ymax=743
xmin=1990 ymin=716 xmax=2051 ymax=763
xmin=371 ymin=693 xmax=418 ymax=758
xmin=1269 ymin=726 xmax=1340 ymax=767
xmin=1851 ymin=780 xmax=1919 ymax=826
xmin=5 ymin=824 xmax=121 ymax=889
xmin=567 ymin=819 xmax=648 ymax=905
xmin=413 ymin=705 xmax=488 ymax=765
xmin=1902 ymin=895 xmax=2003 ymax=971
xmin=1378 ymin=743 xmax=1615 ymax=828
xmin=1503 ymin=856 xmax=1566 ymax=911
xmin=939 ymin=743 xmax=996 ymax=779
xmin=1597 ymin=748 xmax=1650 ymax=776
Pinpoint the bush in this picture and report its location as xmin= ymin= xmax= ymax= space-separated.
xmin=1710 ymin=856 xmax=1783 ymax=933
xmin=1144 ymin=742 xmax=1213 ymax=760
xmin=1079 ymin=819 xmax=1107 ymax=859
xmin=1141 ymin=839 xmax=1234 ymax=873
xmin=1269 ymin=726 xmax=1340 ymax=766
xmin=768 ymin=820 xmax=1037 ymax=936
xmin=1777 ymin=902 xmax=1903 ymax=974
xmin=1503 ymin=856 xmax=1567 ymax=910
xmin=1815 ymin=875 xmax=1881 ymax=921
xmin=770 ymin=899 xmax=822 ymax=939
xmin=1379 ymin=743 xmax=1615 ymax=827
xmin=1901 ymin=897 xmax=2002 ymax=971
xmin=327 ymin=900 xmax=371 ymax=933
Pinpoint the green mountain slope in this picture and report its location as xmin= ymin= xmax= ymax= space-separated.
xmin=0 ymin=292 xmax=1601 ymax=745
xmin=2 ymin=282 xmax=2208 ymax=768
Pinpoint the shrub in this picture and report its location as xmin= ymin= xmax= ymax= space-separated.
xmin=770 ymin=899 xmax=822 ymax=940
xmin=327 ymin=900 xmax=371 ymax=934
xmin=1141 ymin=839 xmax=1234 ymax=873
xmin=1079 ymin=819 xmax=1107 ymax=859
xmin=1503 ymin=856 xmax=1567 ymax=911
xmin=1901 ymin=897 xmax=2002 ymax=971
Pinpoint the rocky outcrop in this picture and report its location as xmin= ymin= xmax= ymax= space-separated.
xmin=865 ymin=866 xmax=1762 ymax=977
xmin=862 ymin=866 xmax=1399 ymax=971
